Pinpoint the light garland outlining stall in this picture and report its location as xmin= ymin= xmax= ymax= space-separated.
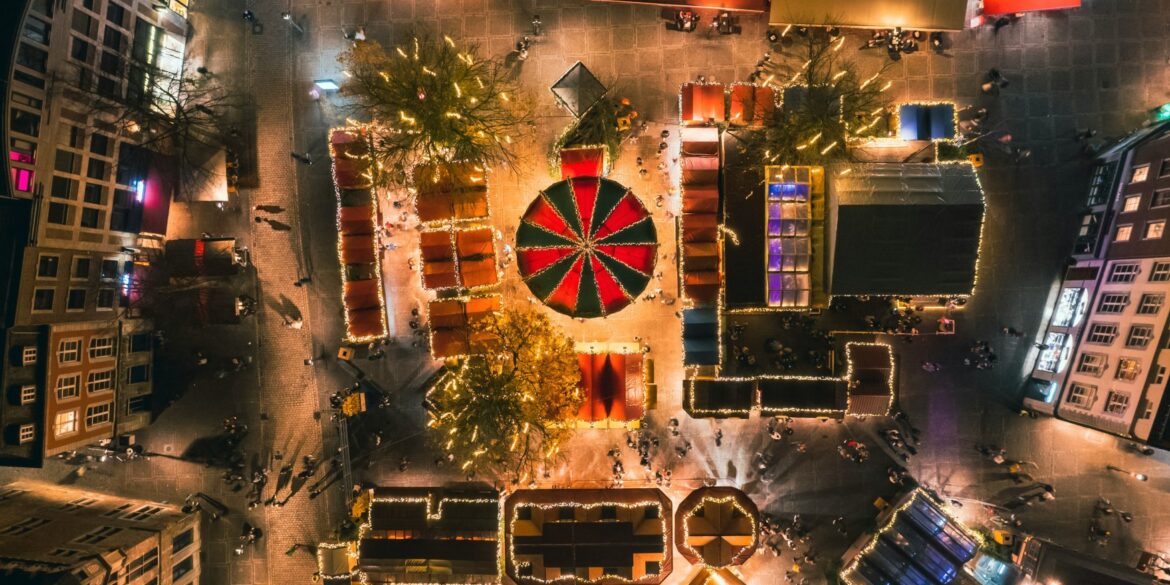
xmin=425 ymin=293 xmax=503 ymax=360
xmin=330 ymin=126 xmax=390 ymax=344
xmin=418 ymin=223 xmax=503 ymax=293
xmin=314 ymin=541 xmax=356 ymax=582
xmin=505 ymin=494 xmax=671 ymax=585
xmin=841 ymin=341 xmax=897 ymax=416
xmin=569 ymin=341 xmax=648 ymax=430
xmin=676 ymin=493 xmax=758 ymax=569
xmin=839 ymin=488 xmax=982 ymax=585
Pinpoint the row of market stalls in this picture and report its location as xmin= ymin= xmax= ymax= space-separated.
xmin=330 ymin=128 xmax=389 ymax=343
xmin=319 ymin=486 xmax=760 ymax=585
xmin=591 ymin=0 xmax=1080 ymax=29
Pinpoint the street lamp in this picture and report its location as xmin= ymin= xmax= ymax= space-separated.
xmin=1106 ymin=465 xmax=1149 ymax=481
xmin=281 ymin=12 xmax=304 ymax=34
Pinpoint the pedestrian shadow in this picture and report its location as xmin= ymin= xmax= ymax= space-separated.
xmin=265 ymin=293 xmax=302 ymax=322
xmin=265 ymin=219 xmax=293 ymax=231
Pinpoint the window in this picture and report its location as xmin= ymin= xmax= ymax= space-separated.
xmin=1086 ymin=323 xmax=1119 ymax=345
xmin=1127 ymin=325 xmax=1155 ymax=348
xmin=66 ymin=289 xmax=86 ymax=311
xmin=106 ymin=2 xmax=125 ymax=26
xmin=85 ymin=403 xmax=112 ymax=428
xmin=16 ymin=43 xmax=48 ymax=73
xmin=87 ymin=158 xmax=108 ymax=180
xmin=11 ymin=167 xmax=33 ymax=193
xmin=128 ymin=394 xmax=151 ymax=413
xmin=23 ymin=17 xmax=51 ymax=44
xmin=1116 ymin=358 xmax=1142 ymax=381
xmin=90 ymin=134 xmax=111 ymax=157
xmin=1066 ymin=383 xmax=1096 ymax=407
xmin=10 ymin=109 xmax=41 ymax=137
xmin=73 ymin=526 xmax=121 ymax=545
xmin=1122 ymin=195 xmax=1141 ymax=212
xmin=1105 ymin=391 xmax=1131 ymax=415
xmin=173 ymin=528 xmax=194 ymax=553
xmin=100 ymin=259 xmax=119 ymax=280
xmin=60 ymin=497 xmax=98 ymax=511
xmin=87 ymin=370 xmax=114 ymax=394
xmin=172 ymin=556 xmax=193 ymax=582
xmin=52 ymin=176 xmax=79 ymax=199
xmin=1036 ymin=332 xmax=1069 ymax=373
xmin=126 ymin=547 xmax=158 ymax=580
xmin=1131 ymin=164 xmax=1150 ymax=183
xmin=130 ymin=333 xmax=151 ymax=353
xmin=54 ymin=409 xmax=78 ymax=437
xmin=1109 ymin=263 xmax=1140 ymax=283
xmin=57 ymin=339 xmax=82 ymax=363
xmin=56 ymin=375 xmax=81 ymax=401
xmin=33 ymin=288 xmax=55 ymax=311
xmin=1137 ymin=293 xmax=1164 ymax=315
xmin=89 ymin=336 xmax=115 ymax=358
xmin=21 ymin=346 xmax=38 ymax=365
xmin=1076 ymin=353 xmax=1107 ymax=377
xmin=80 ymin=208 xmax=101 ymax=229
xmin=37 ymin=255 xmax=60 ymax=278
xmin=1097 ymin=293 xmax=1129 ymax=314
xmin=1157 ymin=367 xmax=1168 ymax=385
xmin=72 ymin=11 xmax=96 ymax=38
xmin=103 ymin=27 xmax=124 ymax=51
xmin=73 ymin=258 xmax=91 ymax=280
xmin=71 ymin=37 xmax=93 ymax=64
xmin=97 ymin=288 xmax=115 ymax=310
xmin=84 ymin=183 xmax=106 ymax=204
xmin=18 ymin=424 xmax=35 ymax=444
xmin=1153 ymin=189 xmax=1170 ymax=208
xmin=1116 ymin=225 xmax=1133 ymax=242
xmin=56 ymin=150 xmax=81 ymax=174
xmin=20 ymin=384 xmax=37 ymax=404
xmin=0 ymin=517 xmax=49 ymax=536
xmin=121 ymin=505 xmax=162 ymax=521
xmin=47 ymin=203 xmax=70 ymax=225
xmin=1052 ymin=287 xmax=1087 ymax=327
xmin=1146 ymin=221 xmax=1166 ymax=240
xmin=1151 ymin=262 xmax=1170 ymax=282
xmin=48 ymin=548 xmax=81 ymax=558
xmin=129 ymin=364 xmax=150 ymax=384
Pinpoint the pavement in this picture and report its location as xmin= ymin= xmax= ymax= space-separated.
xmin=4 ymin=1 xmax=1170 ymax=584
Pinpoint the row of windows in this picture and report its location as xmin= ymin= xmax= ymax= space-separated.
xmin=55 ymin=337 xmax=116 ymax=363
xmin=1066 ymin=383 xmax=1133 ymax=415
xmin=1120 ymin=189 xmax=1170 ymax=213
xmin=1115 ymin=220 xmax=1165 ymax=242
xmin=1075 ymin=353 xmax=1144 ymax=381
xmin=33 ymin=287 xmax=118 ymax=312
xmin=1096 ymin=292 xmax=1164 ymax=315
xmin=1084 ymin=322 xmax=1160 ymax=348
xmin=1128 ymin=158 xmax=1170 ymax=184
xmin=54 ymin=370 xmax=115 ymax=401
xmin=36 ymin=255 xmax=120 ymax=281
xmin=1106 ymin=262 xmax=1170 ymax=283
xmin=53 ymin=402 xmax=113 ymax=438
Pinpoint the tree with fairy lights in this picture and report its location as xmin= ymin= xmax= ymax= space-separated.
xmin=734 ymin=29 xmax=893 ymax=166
xmin=426 ymin=308 xmax=582 ymax=481
xmin=337 ymin=34 xmax=533 ymax=180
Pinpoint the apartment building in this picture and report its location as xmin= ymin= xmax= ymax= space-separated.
xmin=1027 ymin=121 xmax=1170 ymax=450
xmin=0 ymin=481 xmax=200 ymax=585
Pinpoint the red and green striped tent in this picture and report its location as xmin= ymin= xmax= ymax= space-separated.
xmin=516 ymin=177 xmax=657 ymax=318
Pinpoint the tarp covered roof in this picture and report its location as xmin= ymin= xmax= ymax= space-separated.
xmin=550 ymin=61 xmax=607 ymax=118
xmin=983 ymin=0 xmax=1079 ymax=15
xmin=827 ymin=163 xmax=984 ymax=296
xmin=769 ymin=0 xmax=968 ymax=31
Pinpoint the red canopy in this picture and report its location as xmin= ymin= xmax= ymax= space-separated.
xmin=983 ymin=0 xmax=1079 ymax=14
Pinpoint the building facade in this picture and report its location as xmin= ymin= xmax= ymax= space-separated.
xmin=0 ymin=481 xmax=200 ymax=585
xmin=1027 ymin=122 xmax=1170 ymax=450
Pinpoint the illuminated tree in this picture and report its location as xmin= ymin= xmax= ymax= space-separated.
xmin=735 ymin=29 xmax=892 ymax=165
xmin=337 ymin=35 xmax=533 ymax=180
xmin=427 ymin=308 xmax=582 ymax=481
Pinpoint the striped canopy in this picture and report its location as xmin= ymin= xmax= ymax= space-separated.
xmin=516 ymin=177 xmax=657 ymax=318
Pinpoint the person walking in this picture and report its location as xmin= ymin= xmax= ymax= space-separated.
xmin=290 ymin=151 xmax=313 ymax=165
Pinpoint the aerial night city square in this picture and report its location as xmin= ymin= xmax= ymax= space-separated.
xmin=3 ymin=0 xmax=1170 ymax=583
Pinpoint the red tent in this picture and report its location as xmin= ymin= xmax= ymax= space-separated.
xmin=983 ymin=0 xmax=1079 ymax=14
xmin=576 ymin=351 xmax=645 ymax=424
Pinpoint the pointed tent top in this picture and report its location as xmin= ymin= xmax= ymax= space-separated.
xmin=550 ymin=61 xmax=607 ymax=118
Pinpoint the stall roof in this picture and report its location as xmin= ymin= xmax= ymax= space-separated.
xmin=165 ymin=238 xmax=238 ymax=277
xmin=769 ymin=0 xmax=968 ymax=31
xmin=550 ymin=61 xmax=607 ymax=118
xmin=827 ymin=163 xmax=984 ymax=296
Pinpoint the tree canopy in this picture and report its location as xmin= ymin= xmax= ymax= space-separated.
xmin=737 ymin=30 xmax=892 ymax=166
xmin=337 ymin=35 xmax=533 ymax=180
xmin=426 ymin=308 xmax=582 ymax=481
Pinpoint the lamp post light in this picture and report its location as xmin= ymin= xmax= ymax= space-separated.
xmin=1106 ymin=465 xmax=1149 ymax=481
xmin=281 ymin=12 xmax=304 ymax=34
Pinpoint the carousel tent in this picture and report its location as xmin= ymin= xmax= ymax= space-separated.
xmin=516 ymin=177 xmax=657 ymax=318
xmin=769 ymin=0 xmax=968 ymax=31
